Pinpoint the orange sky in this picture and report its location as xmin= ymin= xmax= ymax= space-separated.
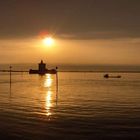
xmin=0 ymin=37 xmax=140 ymax=65
xmin=0 ymin=1 xmax=140 ymax=65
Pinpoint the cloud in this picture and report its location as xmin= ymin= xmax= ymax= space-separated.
xmin=57 ymin=31 xmax=140 ymax=40
xmin=0 ymin=0 xmax=140 ymax=39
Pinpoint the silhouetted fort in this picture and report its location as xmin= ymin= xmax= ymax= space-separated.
xmin=29 ymin=60 xmax=57 ymax=75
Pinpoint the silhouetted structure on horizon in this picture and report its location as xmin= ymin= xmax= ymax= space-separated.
xmin=29 ymin=60 xmax=57 ymax=75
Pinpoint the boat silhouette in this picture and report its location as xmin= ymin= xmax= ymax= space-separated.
xmin=104 ymin=74 xmax=121 ymax=78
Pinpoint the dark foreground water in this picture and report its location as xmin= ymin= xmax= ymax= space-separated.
xmin=0 ymin=72 xmax=140 ymax=140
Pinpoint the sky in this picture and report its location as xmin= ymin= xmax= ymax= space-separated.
xmin=0 ymin=0 xmax=140 ymax=65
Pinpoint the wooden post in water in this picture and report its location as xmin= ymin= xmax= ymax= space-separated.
xmin=9 ymin=66 xmax=12 ymax=84
xmin=56 ymin=67 xmax=58 ymax=104
xmin=9 ymin=66 xmax=12 ymax=95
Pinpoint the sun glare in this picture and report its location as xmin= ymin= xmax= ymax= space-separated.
xmin=43 ymin=37 xmax=54 ymax=46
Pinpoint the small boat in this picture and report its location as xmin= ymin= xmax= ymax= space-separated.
xmin=104 ymin=74 xmax=121 ymax=78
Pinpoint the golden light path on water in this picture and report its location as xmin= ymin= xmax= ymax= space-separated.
xmin=44 ymin=74 xmax=53 ymax=116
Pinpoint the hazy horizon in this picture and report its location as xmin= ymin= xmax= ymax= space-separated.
xmin=0 ymin=61 xmax=140 ymax=66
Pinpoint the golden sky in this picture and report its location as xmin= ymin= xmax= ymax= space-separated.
xmin=0 ymin=37 xmax=140 ymax=65
xmin=0 ymin=0 xmax=140 ymax=65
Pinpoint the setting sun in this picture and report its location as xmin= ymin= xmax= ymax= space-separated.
xmin=43 ymin=37 xmax=54 ymax=46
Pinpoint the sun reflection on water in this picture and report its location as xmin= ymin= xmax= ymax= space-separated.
xmin=44 ymin=74 xmax=52 ymax=88
xmin=44 ymin=74 xmax=53 ymax=116
xmin=45 ymin=91 xmax=52 ymax=116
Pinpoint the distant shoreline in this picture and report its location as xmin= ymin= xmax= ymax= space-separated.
xmin=0 ymin=70 xmax=140 ymax=73
xmin=59 ymin=70 xmax=140 ymax=73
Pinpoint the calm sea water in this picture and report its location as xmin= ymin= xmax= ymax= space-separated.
xmin=0 ymin=71 xmax=140 ymax=139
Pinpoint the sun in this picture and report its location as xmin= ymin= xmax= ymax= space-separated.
xmin=43 ymin=37 xmax=54 ymax=46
